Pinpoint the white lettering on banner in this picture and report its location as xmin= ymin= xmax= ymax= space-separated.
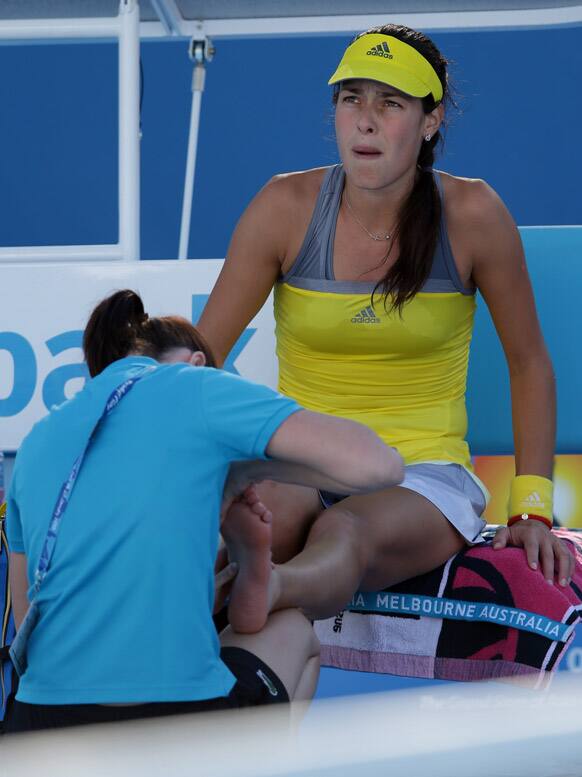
xmin=348 ymin=592 xmax=570 ymax=642
xmin=0 ymin=260 xmax=277 ymax=452
xmin=480 ymin=605 xmax=507 ymax=623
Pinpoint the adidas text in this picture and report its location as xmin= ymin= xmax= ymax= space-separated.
xmin=367 ymin=42 xmax=393 ymax=59
xmin=351 ymin=305 xmax=380 ymax=324
xmin=523 ymin=491 xmax=545 ymax=509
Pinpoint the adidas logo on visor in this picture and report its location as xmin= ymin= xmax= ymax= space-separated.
xmin=366 ymin=41 xmax=393 ymax=60
xmin=351 ymin=306 xmax=381 ymax=324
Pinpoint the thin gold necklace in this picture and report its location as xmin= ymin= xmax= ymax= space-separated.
xmin=344 ymin=193 xmax=392 ymax=242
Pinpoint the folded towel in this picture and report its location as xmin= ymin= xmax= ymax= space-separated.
xmin=314 ymin=528 xmax=582 ymax=688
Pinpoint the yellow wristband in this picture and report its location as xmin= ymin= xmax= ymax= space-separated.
xmin=508 ymin=475 xmax=553 ymax=523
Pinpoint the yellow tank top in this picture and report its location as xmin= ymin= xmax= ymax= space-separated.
xmin=274 ymin=165 xmax=477 ymax=469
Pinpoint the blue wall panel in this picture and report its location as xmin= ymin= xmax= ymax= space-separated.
xmin=467 ymin=227 xmax=582 ymax=454
xmin=0 ymin=25 xmax=580 ymax=258
xmin=0 ymin=43 xmax=118 ymax=246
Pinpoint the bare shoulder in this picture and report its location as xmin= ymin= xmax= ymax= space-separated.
xmin=439 ymin=171 xmax=515 ymax=231
xmin=252 ymin=166 xmax=330 ymax=270
xmin=438 ymin=170 xmax=522 ymax=275
xmin=260 ymin=166 xmax=328 ymax=211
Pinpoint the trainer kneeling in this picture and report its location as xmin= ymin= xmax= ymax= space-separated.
xmin=4 ymin=289 xmax=403 ymax=733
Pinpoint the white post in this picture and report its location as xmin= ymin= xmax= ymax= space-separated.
xmin=178 ymin=39 xmax=214 ymax=261
xmin=118 ymin=0 xmax=141 ymax=262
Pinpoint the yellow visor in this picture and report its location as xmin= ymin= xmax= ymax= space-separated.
xmin=328 ymin=34 xmax=443 ymax=104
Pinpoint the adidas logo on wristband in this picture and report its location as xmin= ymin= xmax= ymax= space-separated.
xmin=523 ymin=491 xmax=546 ymax=510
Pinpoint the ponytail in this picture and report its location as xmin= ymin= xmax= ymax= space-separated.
xmin=83 ymin=290 xmax=146 ymax=377
xmin=373 ymin=135 xmax=441 ymax=315
xmin=83 ymin=289 xmax=216 ymax=377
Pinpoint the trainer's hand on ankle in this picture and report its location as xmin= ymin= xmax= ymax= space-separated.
xmin=221 ymin=464 xmax=257 ymax=523
xmin=214 ymin=542 xmax=229 ymax=574
xmin=213 ymin=561 xmax=238 ymax=613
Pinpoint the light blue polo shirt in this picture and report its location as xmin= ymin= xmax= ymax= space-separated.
xmin=6 ymin=357 xmax=300 ymax=705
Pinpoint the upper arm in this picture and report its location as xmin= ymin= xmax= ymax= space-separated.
xmin=197 ymin=176 xmax=295 ymax=366
xmin=464 ymin=180 xmax=552 ymax=374
xmin=201 ymin=368 xmax=300 ymax=460
xmin=266 ymin=409 xmax=404 ymax=489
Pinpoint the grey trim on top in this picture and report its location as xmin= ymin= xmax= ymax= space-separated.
xmin=283 ymin=276 xmax=469 ymax=295
xmin=433 ymin=170 xmax=476 ymax=295
xmin=280 ymin=164 xmax=475 ymax=297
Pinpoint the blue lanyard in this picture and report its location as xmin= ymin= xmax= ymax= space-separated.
xmin=32 ymin=369 xmax=153 ymax=598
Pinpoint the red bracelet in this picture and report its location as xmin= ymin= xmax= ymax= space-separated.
xmin=507 ymin=513 xmax=552 ymax=530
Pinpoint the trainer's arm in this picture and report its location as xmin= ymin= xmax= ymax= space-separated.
xmin=9 ymin=552 xmax=28 ymax=630
xmin=228 ymin=410 xmax=404 ymax=496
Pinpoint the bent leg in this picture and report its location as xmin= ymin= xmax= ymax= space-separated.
xmin=272 ymin=486 xmax=466 ymax=621
xmin=220 ymin=609 xmax=320 ymax=702
xmin=256 ymin=481 xmax=322 ymax=563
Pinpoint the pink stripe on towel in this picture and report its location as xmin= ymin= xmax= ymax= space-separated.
xmin=315 ymin=528 xmax=582 ymax=686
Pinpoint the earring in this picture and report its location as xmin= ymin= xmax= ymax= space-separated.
xmin=425 ymin=134 xmax=432 ymax=142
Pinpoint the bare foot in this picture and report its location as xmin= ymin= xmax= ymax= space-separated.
xmin=221 ymin=487 xmax=273 ymax=633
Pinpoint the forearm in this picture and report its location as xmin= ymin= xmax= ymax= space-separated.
xmin=510 ymin=361 xmax=556 ymax=477
xmin=228 ymin=413 xmax=405 ymax=494
xmin=228 ymin=457 xmax=395 ymax=497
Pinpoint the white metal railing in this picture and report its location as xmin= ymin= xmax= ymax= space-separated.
xmin=178 ymin=37 xmax=214 ymax=260
xmin=118 ymin=0 xmax=141 ymax=263
xmin=0 ymin=0 xmax=141 ymax=264
xmin=186 ymin=6 xmax=582 ymax=37
xmin=149 ymin=0 xmax=184 ymax=36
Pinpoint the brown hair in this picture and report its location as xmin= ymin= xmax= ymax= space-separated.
xmin=83 ymin=289 xmax=216 ymax=377
xmin=335 ymin=24 xmax=453 ymax=314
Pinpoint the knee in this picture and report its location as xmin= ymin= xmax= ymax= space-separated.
xmin=307 ymin=505 xmax=371 ymax=569
xmin=272 ymin=521 xmax=314 ymax=564
xmin=257 ymin=481 xmax=321 ymax=563
xmin=269 ymin=609 xmax=320 ymax=659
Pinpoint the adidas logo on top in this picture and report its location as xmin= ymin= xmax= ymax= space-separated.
xmin=351 ymin=305 xmax=381 ymax=324
xmin=366 ymin=41 xmax=393 ymax=60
